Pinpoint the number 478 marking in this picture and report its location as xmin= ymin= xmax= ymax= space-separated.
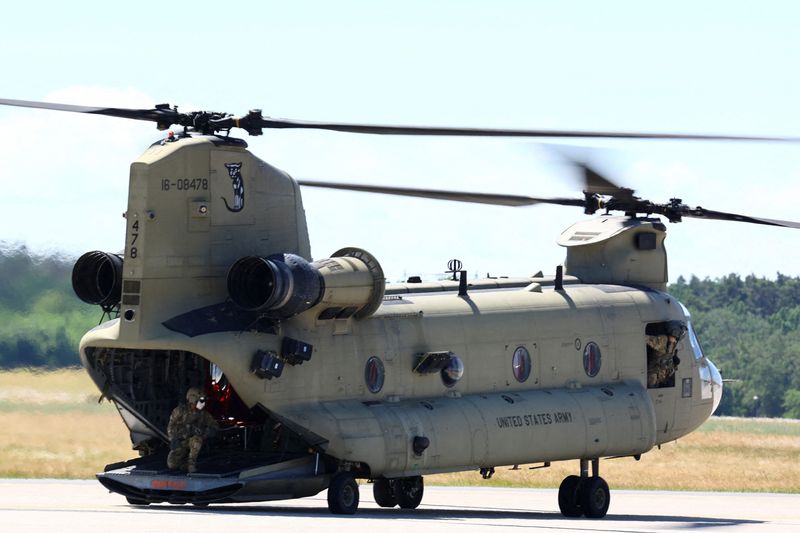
xmin=129 ymin=220 xmax=139 ymax=259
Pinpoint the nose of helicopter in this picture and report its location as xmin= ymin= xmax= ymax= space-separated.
xmin=707 ymin=358 xmax=723 ymax=414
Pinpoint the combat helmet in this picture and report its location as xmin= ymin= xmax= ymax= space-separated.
xmin=667 ymin=320 xmax=687 ymax=340
xmin=186 ymin=387 xmax=203 ymax=403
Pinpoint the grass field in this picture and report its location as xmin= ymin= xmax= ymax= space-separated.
xmin=1 ymin=369 xmax=798 ymax=492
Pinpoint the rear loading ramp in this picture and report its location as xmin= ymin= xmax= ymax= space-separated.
xmin=98 ymin=451 xmax=327 ymax=504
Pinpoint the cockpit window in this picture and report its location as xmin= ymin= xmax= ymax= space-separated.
xmin=679 ymin=303 xmax=717 ymax=401
xmin=685 ymin=322 xmax=714 ymax=399
xmin=687 ymin=322 xmax=704 ymax=361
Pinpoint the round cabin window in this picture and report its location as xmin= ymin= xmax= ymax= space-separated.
xmin=583 ymin=341 xmax=602 ymax=377
xmin=364 ymin=356 xmax=385 ymax=394
xmin=512 ymin=346 xmax=531 ymax=383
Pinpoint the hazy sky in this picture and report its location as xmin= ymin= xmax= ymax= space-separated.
xmin=1 ymin=1 xmax=799 ymax=282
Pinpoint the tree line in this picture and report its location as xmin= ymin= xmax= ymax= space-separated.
xmin=1 ymin=245 xmax=798 ymax=418
xmin=0 ymin=245 xmax=97 ymax=367
xmin=670 ymin=274 xmax=800 ymax=419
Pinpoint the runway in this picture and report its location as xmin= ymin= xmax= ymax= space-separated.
xmin=1 ymin=479 xmax=798 ymax=532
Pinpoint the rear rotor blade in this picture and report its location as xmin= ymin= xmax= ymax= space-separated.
xmin=263 ymin=116 xmax=800 ymax=142
xmin=0 ymin=97 xmax=181 ymax=127
xmin=5 ymin=97 xmax=800 ymax=141
xmin=297 ymin=180 xmax=585 ymax=208
xmin=0 ymin=98 xmax=111 ymax=114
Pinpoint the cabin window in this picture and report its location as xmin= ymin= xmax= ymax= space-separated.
xmin=512 ymin=346 xmax=531 ymax=383
xmin=364 ymin=356 xmax=385 ymax=394
xmin=645 ymin=321 xmax=686 ymax=389
xmin=583 ymin=342 xmax=601 ymax=377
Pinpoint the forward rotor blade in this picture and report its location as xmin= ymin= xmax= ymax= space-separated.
xmin=579 ymin=163 xmax=627 ymax=196
xmin=0 ymin=98 xmax=180 ymax=126
xmin=538 ymin=143 xmax=633 ymax=197
xmin=297 ymin=180 xmax=585 ymax=208
xmin=263 ymin=117 xmax=800 ymax=142
xmin=681 ymin=207 xmax=800 ymax=229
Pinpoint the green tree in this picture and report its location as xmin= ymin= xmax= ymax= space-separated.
xmin=0 ymin=244 xmax=98 ymax=367
xmin=671 ymin=272 xmax=800 ymax=418
xmin=784 ymin=389 xmax=800 ymax=419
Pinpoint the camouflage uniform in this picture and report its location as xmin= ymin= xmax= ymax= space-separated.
xmin=167 ymin=388 xmax=219 ymax=473
xmin=646 ymin=334 xmax=677 ymax=387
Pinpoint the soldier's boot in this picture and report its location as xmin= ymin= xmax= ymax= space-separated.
xmin=166 ymin=451 xmax=179 ymax=470
xmin=187 ymin=436 xmax=203 ymax=473
xmin=167 ymin=447 xmax=187 ymax=470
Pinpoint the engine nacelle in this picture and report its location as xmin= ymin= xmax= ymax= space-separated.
xmin=227 ymin=253 xmax=324 ymax=317
xmin=227 ymin=247 xmax=385 ymax=320
xmin=72 ymin=251 xmax=124 ymax=308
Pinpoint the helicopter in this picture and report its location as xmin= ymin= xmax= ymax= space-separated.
xmin=2 ymin=97 xmax=799 ymax=519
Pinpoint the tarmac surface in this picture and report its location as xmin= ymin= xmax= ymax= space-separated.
xmin=1 ymin=479 xmax=799 ymax=533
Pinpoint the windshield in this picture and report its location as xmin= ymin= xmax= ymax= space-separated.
xmin=679 ymin=303 xmax=704 ymax=360
xmin=686 ymin=322 xmax=705 ymax=361
xmin=679 ymin=303 xmax=715 ymax=400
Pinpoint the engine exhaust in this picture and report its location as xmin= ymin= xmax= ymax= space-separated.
xmin=227 ymin=248 xmax=384 ymax=319
xmin=72 ymin=251 xmax=123 ymax=308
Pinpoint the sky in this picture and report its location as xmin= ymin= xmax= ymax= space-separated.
xmin=1 ymin=1 xmax=799 ymax=283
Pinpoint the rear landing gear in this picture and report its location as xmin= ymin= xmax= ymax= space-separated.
xmin=328 ymin=472 xmax=360 ymax=515
xmin=557 ymin=458 xmax=610 ymax=519
xmin=371 ymin=476 xmax=424 ymax=510
xmin=327 ymin=473 xmax=426 ymax=515
xmin=372 ymin=478 xmax=397 ymax=507
xmin=396 ymin=476 xmax=424 ymax=509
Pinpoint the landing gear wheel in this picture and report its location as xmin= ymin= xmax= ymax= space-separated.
xmin=328 ymin=473 xmax=360 ymax=515
xmin=557 ymin=475 xmax=582 ymax=517
xmin=373 ymin=478 xmax=397 ymax=507
xmin=125 ymin=496 xmax=150 ymax=506
xmin=580 ymin=476 xmax=610 ymax=518
xmin=395 ymin=475 xmax=424 ymax=509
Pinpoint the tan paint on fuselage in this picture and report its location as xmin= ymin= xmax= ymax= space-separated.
xmin=116 ymin=136 xmax=310 ymax=343
xmin=82 ymin=280 xmax=714 ymax=476
xmin=79 ymin=136 xmax=718 ymax=479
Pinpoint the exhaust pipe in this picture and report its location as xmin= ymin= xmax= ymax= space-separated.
xmin=227 ymin=248 xmax=384 ymax=320
xmin=72 ymin=251 xmax=123 ymax=308
xmin=227 ymin=253 xmax=323 ymax=317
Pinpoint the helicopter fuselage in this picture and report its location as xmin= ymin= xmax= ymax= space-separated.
xmin=81 ymin=278 xmax=721 ymax=478
xmin=73 ymin=133 xmax=722 ymax=511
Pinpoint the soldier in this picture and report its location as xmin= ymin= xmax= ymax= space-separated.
xmin=167 ymin=387 xmax=219 ymax=473
xmin=646 ymin=321 xmax=686 ymax=388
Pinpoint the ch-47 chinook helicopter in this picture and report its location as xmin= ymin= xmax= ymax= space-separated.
xmin=3 ymin=97 xmax=800 ymax=519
